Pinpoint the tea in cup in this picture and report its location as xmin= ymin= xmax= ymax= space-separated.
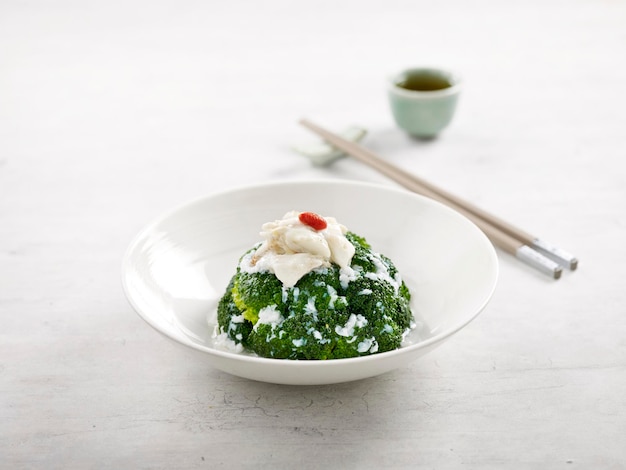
xmin=387 ymin=67 xmax=461 ymax=138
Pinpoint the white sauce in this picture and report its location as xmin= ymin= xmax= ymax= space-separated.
xmin=357 ymin=337 xmax=379 ymax=353
xmin=253 ymin=305 xmax=284 ymax=331
xmin=335 ymin=313 xmax=368 ymax=337
xmin=212 ymin=328 xmax=244 ymax=353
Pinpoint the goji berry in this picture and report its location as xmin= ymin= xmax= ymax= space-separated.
xmin=298 ymin=211 xmax=327 ymax=230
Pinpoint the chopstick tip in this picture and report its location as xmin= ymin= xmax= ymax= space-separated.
xmin=516 ymin=245 xmax=564 ymax=280
xmin=531 ymin=239 xmax=578 ymax=271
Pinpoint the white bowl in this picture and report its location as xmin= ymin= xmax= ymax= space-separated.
xmin=122 ymin=180 xmax=498 ymax=385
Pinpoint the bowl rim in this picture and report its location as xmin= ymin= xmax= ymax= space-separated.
xmin=121 ymin=178 xmax=499 ymax=368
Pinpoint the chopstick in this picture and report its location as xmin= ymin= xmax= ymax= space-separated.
xmin=299 ymin=118 xmax=578 ymax=279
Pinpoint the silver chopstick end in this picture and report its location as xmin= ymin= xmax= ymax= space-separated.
xmin=516 ymin=245 xmax=563 ymax=279
xmin=554 ymin=266 xmax=563 ymax=280
xmin=531 ymin=238 xmax=578 ymax=270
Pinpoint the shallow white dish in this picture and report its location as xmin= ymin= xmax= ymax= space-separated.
xmin=122 ymin=180 xmax=498 ymax=385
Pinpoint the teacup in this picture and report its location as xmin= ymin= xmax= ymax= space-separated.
xmin=387 ymin=67 xmax=461 ymax=138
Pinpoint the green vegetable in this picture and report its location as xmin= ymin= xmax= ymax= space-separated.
xmin=216 ymin=232 xmax=414 ymax=359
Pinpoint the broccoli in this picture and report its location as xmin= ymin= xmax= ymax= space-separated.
xmin=215 ymin=232 xmax=414 ymax=360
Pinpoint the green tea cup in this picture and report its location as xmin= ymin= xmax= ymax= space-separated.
xmin=387 ymin=67 xmax=461 ymax=138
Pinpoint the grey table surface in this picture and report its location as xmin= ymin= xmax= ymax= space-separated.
xmin=2 ymin=0 xmax=626 ymax=468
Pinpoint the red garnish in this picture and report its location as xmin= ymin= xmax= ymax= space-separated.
xmin=299 ymin=211 xmax=327 ymax=231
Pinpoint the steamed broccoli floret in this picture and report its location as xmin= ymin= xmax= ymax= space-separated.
xmin=232 ymin=270 xmax=285 ymax=324
xmin=216 ymin=232 xmax=414 ymax=360
xmin=217 ymin=277 xmax=253 ymax=346
xmin=344 ymin=275 xmax=412 ymax=353
xmin=346 ymin=232 xmax=377 ymax=273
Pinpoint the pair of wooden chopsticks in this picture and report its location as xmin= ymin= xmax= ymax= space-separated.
xmin=299 ymin=119 xmax=578 ymax=279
